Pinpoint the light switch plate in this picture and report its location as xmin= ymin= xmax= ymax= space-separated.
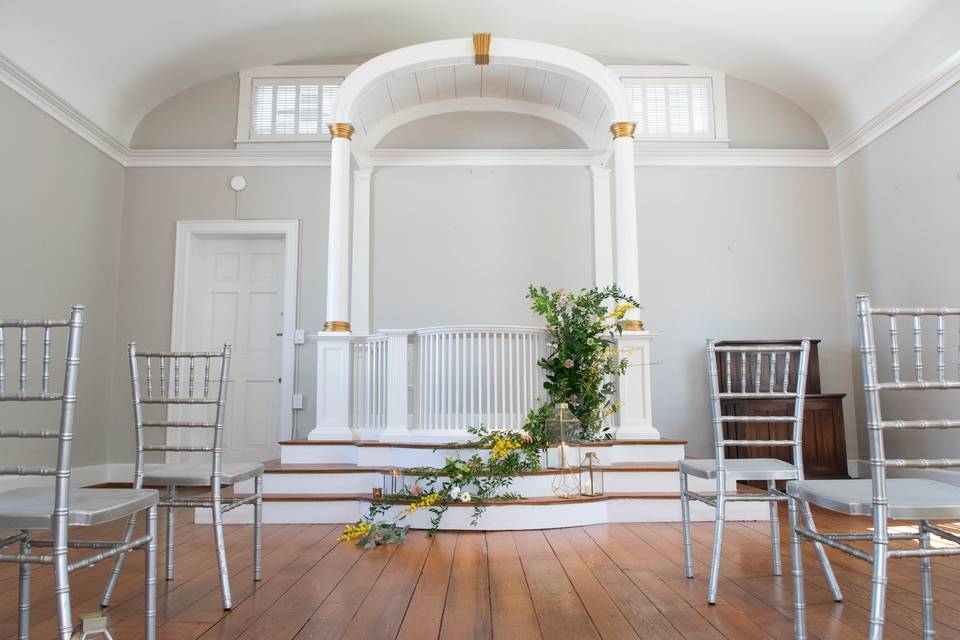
xmin=292 ymin=394 xmax=304 ymax=410
xmin=294 ymin=329 xmax=305 ymax=344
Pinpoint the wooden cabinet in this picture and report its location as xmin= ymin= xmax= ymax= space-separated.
xmin=716 ymin=340 xmax=849 ymax=479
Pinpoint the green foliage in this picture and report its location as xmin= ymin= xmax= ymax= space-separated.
xmin=527 ymin=285 xmax=639 ymax=440
xmin=355 ymin=522 xmax=409 ymax=549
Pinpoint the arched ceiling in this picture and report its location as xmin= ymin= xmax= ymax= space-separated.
xmin=1 ymin=0 xmax=957 ymax=145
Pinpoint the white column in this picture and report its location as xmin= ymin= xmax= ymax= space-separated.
xmin=590 ymin=166 xmax=614 ymax=288
xmin=610 ymin=122 xmax=642 ymax=328
xmin=379 ymin=330 xmax=413 ymax=442
xmin=615 ymin=332 xmax=660 ymax=439
xmin=323 ymin=123 xmax=354 ymax=333
xmin=349 ymin=169 xmax=373 ymax=336
xmin=307 ymin=334 xmax=354 ymax=440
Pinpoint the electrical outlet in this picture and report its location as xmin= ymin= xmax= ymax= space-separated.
xmin=292 ymin=394 xmax=304 ymax=410
xmin=294 ymin=329 xmax=305 ymax=344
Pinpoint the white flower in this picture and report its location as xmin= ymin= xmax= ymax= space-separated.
xmin=449 ymin=485 xmax=461 ymax=499
xmin=460 ymin=492 xmax=472 ymax=503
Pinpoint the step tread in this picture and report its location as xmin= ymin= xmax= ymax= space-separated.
xmin=264 ymin=461 xmax=681 ymax=475
xmin=244 ymin=491 xmax=693 ymax=505
xmin=280 ymin=438 xmax=687 ymax=448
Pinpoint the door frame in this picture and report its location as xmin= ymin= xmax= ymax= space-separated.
xmin=171 ymin=219 xmax=300 ymax=445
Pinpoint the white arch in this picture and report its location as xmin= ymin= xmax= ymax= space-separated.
xmin=354 ymin=97 xmax=603 ymax=155
xmin=334 ymin=36 xmax=631 ymax=125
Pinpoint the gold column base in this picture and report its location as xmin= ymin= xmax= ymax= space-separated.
xmin=620 ymin=319 xmax=645 ymax=331
xmin=322 ymin=320 xmax=351 ymax=332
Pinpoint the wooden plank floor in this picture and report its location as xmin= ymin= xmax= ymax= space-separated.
xmin=2 ymin=510 xmax=959 ymax=639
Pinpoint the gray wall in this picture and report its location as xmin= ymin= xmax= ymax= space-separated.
xmin=836 ymin=81 xmax=960 ymax=471
xmin=109 ymin=167 xmax=330 ymax=461
xmin=725 ymin=77 xmax=827 ymax=149
xmin=635 ymin=166 xmax=856 ymax=458
xmin=370 ymin=166 xmax=594 ymax=329
xmin=0 ymin=83 xmax=124 ymax=470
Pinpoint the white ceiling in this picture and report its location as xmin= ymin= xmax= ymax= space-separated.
xmin=1 ymin=0 xmax=958 ymax=145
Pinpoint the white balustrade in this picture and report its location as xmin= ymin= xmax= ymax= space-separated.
xmin=312 ymin=324 xmax=657 ymax=442
xmin=413 ymin=327 xmax=547 ymax=433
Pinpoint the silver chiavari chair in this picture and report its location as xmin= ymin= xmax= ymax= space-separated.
xmin=100 ymin=343 xmax=263 ymax=611
xmin=0 ymin=306 xmax=158 ymax=640
xmin=679 ymin=339 xmax=843 ymax=604
xmin=788 ymin=295 xmax=960 ymax=639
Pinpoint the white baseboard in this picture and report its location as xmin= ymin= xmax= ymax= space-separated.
xmin=847 ymin=459 xmax=960 ymax=486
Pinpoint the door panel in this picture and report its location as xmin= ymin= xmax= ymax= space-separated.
xmin=185 ymin=237 xmax=285 ymax=462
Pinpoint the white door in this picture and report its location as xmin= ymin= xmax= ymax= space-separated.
xmin=185 ymin=236 xmax=285 ymax=462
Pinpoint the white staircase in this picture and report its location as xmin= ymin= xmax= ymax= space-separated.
xmin=211 ymin=438 xmax=769 ymax=529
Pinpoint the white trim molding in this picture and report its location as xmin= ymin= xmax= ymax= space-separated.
xmin=367 ymin=148 xmax=606 ymax=167
xmin=832 ymin=48 xmax=960 ymax=165
xmin=171 ymin=219 xmax=301 ymax=443
xmin=0 ymin=51 xmax=128 ymax=164
xmin=125 ymin=148 xmax=332 ymax=167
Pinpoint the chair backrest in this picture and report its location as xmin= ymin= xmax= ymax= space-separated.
xmin=128 ymin=343 xmax=231 ymax=489
xmin=706 ymin=338 xmax=812 ymax=473
xmin=856 ymin=293 xmax=960 ymax=507
xmin=0 ymin=305 xmax=84 ymax=533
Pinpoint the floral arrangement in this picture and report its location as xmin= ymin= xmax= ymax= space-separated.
xmin=338 ymin=285 xmax=640 ymax=545
xmin=527 ymin=285 xmax=639 ymax=440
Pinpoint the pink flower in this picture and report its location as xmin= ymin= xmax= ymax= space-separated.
xmin=410 ymin=484 xmax=423 ymax=496
xmin=521 ymin=432 xmax=533 ymax=444
xmin=569 ymin=394 xmax=578 ymax=403
xmin=564 ymin=358 xmax=574 ymax=369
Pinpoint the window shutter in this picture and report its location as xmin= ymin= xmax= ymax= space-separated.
xmin=623 ymin=77 xmax=715 ymax=140
xmin=250 ymin=79 xmax=341 ymax=139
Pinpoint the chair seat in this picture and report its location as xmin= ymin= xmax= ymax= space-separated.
xmin=787 ymin=478 xmax=960 ymax=520
xmin=680 ymin=457 xmax=799 ymax=481
xmin=143 ymin=461 xmax=264 ymax=486
xmin=0 ymin=487 xmax=159 ymax=530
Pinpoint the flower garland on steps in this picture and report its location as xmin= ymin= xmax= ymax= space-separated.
xmin=339 ymin=285 xmax=639 ymax=548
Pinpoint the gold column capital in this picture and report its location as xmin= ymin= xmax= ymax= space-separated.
xmin=610 ymin=122 xmax=637 ymax=139
xmin=322 ymin=320 xmax=351 ymax=332
xmin=328 ymin=123 xmax=355 ymax=140
xmin=473 ymin=32 xmax=491 ymax=65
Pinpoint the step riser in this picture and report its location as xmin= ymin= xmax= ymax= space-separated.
xmin=201 ymin=499 xmax=769 ymax=528
xmin=250 ymin=471 xmax=728 ymax=496
xmin=280 ymin=443 xmax=686 ymax=467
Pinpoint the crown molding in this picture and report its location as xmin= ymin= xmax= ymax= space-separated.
xmin=125 ymin=148 xmax=332 ymax=167
xmin=0 ymin=52 xmax=128 ymax=165
xmin=832 ymin=49 xmax=960 ymax=166
xmin=366 ymin=148 xmax=605 ymax=167
xmin=635 ymin=147 xmax=834 ymax=168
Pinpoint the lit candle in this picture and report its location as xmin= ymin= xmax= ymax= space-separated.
xmin=584 ymin=475 xmax=593 ymax=494
xmin=559 ymin=441 xmax=568 ymax=468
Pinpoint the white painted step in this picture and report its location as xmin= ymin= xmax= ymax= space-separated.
xmin=206 ymin=493 xmax=769 ymax=528
xmin=242 ymin=463 xmax=729 ymax=496
xmin=279 ymin=439 xmax=687 ymax=467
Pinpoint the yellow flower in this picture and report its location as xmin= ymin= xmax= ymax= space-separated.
xmin=489 ymin=435 xmax=521 ymax=461
xmin=339 ymin=521 xmax=372 ymax=542
xmin=607 ymin=302 xmax=634 ymax=320
xmin=403 ymin=492 xmax=443 ymax=516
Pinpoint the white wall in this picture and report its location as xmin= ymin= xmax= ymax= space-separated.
xmin=836 ymin=80 xmax=960 ymax=472
xmin=634 ymin=166 xmax=857 ymax=458
xmin=370 ymin=166 xmax=594 ymax=329
xmin=0 ymin=83 xmax=124 ymax=470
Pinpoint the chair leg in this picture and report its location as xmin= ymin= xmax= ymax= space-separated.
xmin=212 ymin=497 xmax=233 ymax=609
xmin=18 ymin=531 xmax=31 ymax=640
xmin=788 ymin=496 xmax=807 ymax=640
xmin=869 ymin=538 xmax=889 ymax=640
xmin=254 ymin=474 xmax=263 ymax=582
xmin=707 ymin=494 xmax=726 ymax=604
xmin=919 ymin=521 xmax=935 ymax=640
xmin=800 ymin=501 xmax=843 ymax=601
xmin=144 ymin=504 xmax=158 ymax=640
xmin=101 ymin=512 xmax=137 ymax=608
xmin=767 ymin=480 xmax=782 ymax=576
xmin=679 ymin=472 xmax=694 ymax=578
xmin=166 ymin=486 xmax=175 ymax=581
xmin=53 ymin=536 xmax=72 ymax=640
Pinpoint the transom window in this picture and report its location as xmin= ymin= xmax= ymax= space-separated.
xmin=611 ymin=66 xmax=728 ymax=144
xmin=251 ymin=80 xmax=339 ymax=137
xmin=236 ymin=65 xmax=356 ymax=144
